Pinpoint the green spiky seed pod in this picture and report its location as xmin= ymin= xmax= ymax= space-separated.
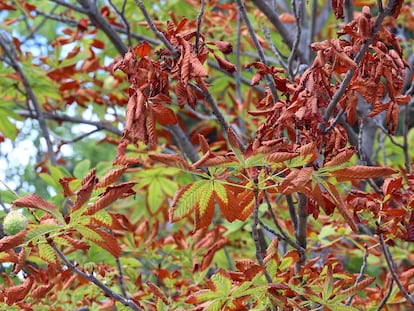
xmin=3 ymin=211 xmax=28 ymax=236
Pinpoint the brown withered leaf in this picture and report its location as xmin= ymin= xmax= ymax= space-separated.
xmin=83 ymin=226 xmax=122 ymax=257
xmin=61 ymin=235 xmax=90 ymax=250
xmin=338 ymin=276 xmax=375 ymax=297
xmin=84 ymin=182 xmax=136 ymax=216
xmin=29 ymin=283 xmax=54 ymax=300
xmin=12 ymin=249 xmax=26 ymax=275
xmin=278 ymin=167 xmax=313 ymax=194
xmin=113 ymin=47 xmax=136 ymax=75
xmin=150 ymin=104 xmax=177 ymax=126
xmin=213 ymin=52 xmax=236 ymax=73
xmin=177 ymin=36 xmax=191 ymax=85
xmin=175 ymin=81 xmax=188 ymax=107
xmin=149 ymin=153 xmax=193 ymax=171
xmin=323 ymin=147 xmax=355 ymax=167
xmin=325 ymin=181 xmax=358 ymax=232
xmin=73 ymin=169 xmax=98 ymax=211
xmin=211 ymin=40 xmax=233 ymax=54
xmin=190 ymin=54 xmax=208 ymax=79
xmin=332 ymin=0 xmax=344 ymax=19
xmin=123 ymin=91 xmax=148 ymax=144
xmin=330 ymin=165 xmax=398 ymax=180
xmin=265 ymin=152 xmax=299 ymax=164
xmin=59 ymin=177 xmax=76 ymax=197
xmin=147 ymin=282 xmax=169 ymax=305
xmin=95 ymin=166 xmax=128 ymax=188
xmin=12 ymin=194 xmax=58 ymax=212
xmin=6 ymin=275 xmax=34 ymax=305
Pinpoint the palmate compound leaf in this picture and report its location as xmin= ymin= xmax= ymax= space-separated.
xmin=170 ymin=180 xmax=238 ymax=230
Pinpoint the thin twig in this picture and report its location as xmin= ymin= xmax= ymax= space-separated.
xmin=250 ymin=0 xmax=307 ymax=64
xmin=16 ymin=110 xmax=122 ymax=136
xmin=51 ymin=243 xmax=142 ymax=311
xmin=0 ymin=36 xmax=57 ymax=166
xmin=252 ymin=188 xmax=273 ymax=282
xmin=77 ymin=0 xmax=128 ymax=54
xmin=50 ymin=0 xmax=88 ymax=13
xmin=112 ymin=230 xmax=127 ymax=297
xmin=195 ymin=0 xmax=205 ymax=54
xmin=207 ymin=60 xmax=265 ymax=94
xmin=236 ymin=0 xmax=279 ymax=102
xmin=167 ymin=124 xmax=199 ymax=163
xmin=379 ymin=233 xmax=414 ymax=306
xmin=108 ymin=0 xmax=132 ymax=47
xmin=135 ymin=0 xmax=178 ymax=58
xmin=345 ymin=246 xmax=368 ymax=305
xmin=189 ymin=83 xmax=246 ymax=151
xmin=287 ymin=0 xmax=302 ymax=78
xmin=375 ymin=279 xmax=393 ymax=311
xmin=235 ymin=10 xmax=246 ymax=142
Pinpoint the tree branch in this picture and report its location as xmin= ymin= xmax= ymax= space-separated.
xmin=77 ymin=0 xmax=128 ymax=54
xmin=379 ymin=233 xmax=414 ymax=307
xmin=236 ymin=0 xmax=279 ymax=102
xmin=16 ymin=110 xmax=122 ymax=136
xmin=51 ymin=243 xmax=142 ymax=311
xmin=0 ymin=34 xmax=57 ymax=166
xmin=250 ymin=0 xmax=307 ymax=64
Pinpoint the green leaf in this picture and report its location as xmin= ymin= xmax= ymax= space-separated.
xmin=24 ymin=224 xmax=62 ymax=243
xmin=74 ymin=159 xmax=91 ymax=179
xmin=92 ymin=210 xmax=113 ymax=227
xmin=171 ymin=180 xmax=209 ymax=221
xmin=0 ymin=113 xmax=17 ymax=140
xmin=74 ymin=225 xmax=103 ymax=242
xmin=38 ymin=242 xmax=57 ymax=264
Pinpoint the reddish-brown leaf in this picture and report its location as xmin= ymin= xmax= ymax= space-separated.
xmin=215 ymin=185 xmax=237 ymax=222
xmin=29 ymin=283 xmax=54 ymax=300
xmin=323 ymin=147 xmax=355 ymax=168
xmin=12 ymin=249 xmax=26 ymax=275
xmin=0 ymin=229 xmax=28 ymax=252
xmin=6 ymin=275 xmax=34 ymax=305
xmin=278 ymin=167 xmax=313 ymax=194
xmin=382 ymin=176 xmax=403 ymax=196
xmin=147 ymin=282 xmax=169 ymax=305
xmin=150 ymin=104 xmax=177 ymax=126
xmin=297 ymin=141 xmax=318 ymax=164
xmin=149 ymin=153 xmax=193 ymax=171
xmin=265 ymin=152 xmax=299 ymax=164
xmin=136 ymin=41 xmax=151 ymax=57
xmin=61 ymin=235 xmax=90 ymax=250
xmin=84 ymin=182 xmax=136 ymax=216
xmin=84 ymin=226 xmax=122 ymax=257
xmin=194 ymin=191 xmax=215 ymax=230
xmin=325 ymin=181 xmax=358 ymax=232
xmin=213 ymin=52 xmax=236 ymax=73
xmin=12 ymin=194 xmax=58 ymax=212
xmin=330 ymin=165 xmax=398 ymax=180
xmin=59 ymin=177 xmax=76 ymax=197
xmin=211 ymin=40 xmax=233 ymax=54
xmin=73 ymin=170 xmax=98 ymax=211
xmin=95 ymin=166 xmax=128 ymax=188
xmin=407 ymin=212 xmax=414 ymax=241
